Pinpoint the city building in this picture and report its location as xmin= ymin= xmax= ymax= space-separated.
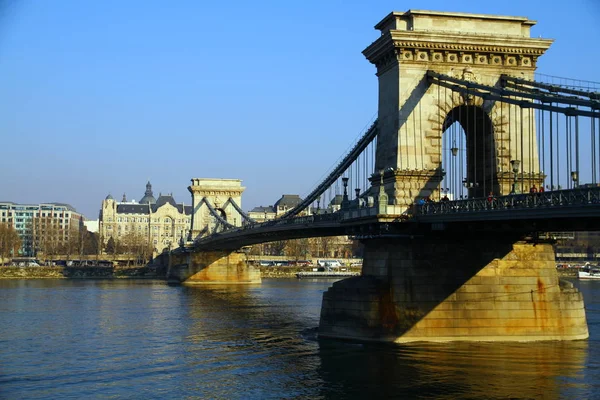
xmin=247 ymin=193 xmax=355 ymax=258
xmin=99 ymin=181 xmax=192 ymax=253
xmin=0 ymin=201 xmax=85 ymax=256
xmin=248 ymin=194 xmax=306 ymax=222
xmin=84 ymin=220 xmax=99 ymax=233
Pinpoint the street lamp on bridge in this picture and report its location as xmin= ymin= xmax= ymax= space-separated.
xmin=571 ymin=171 xmax=579 ymax=188
xmin=341 ymin=177 xmax=350 ymax=209
xmin=510 ymin=159 xmax=521 ymax=194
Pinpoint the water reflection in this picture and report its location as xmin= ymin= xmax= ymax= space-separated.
xmin=317 ymin=338 xmax=589 ymax=399
xmin=0 ymin=278 xmax=597 ymax=399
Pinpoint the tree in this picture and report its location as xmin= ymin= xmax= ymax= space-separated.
xmin=30 ymin=216 xmax=63 ymax=262
xmin=83 ymin=232 xmax=100 ymax=255
xmin=0 ymin=222 xmax=21 ymax=262
xmin=105 ymin=237 xmax=116 ymax=255
xmin=63 ymin=226 xmax=82 ymax=261
xmin=285 ymin=238 xmax=310 ymax=262
xmin=265 ymin=240 xmax=287 ymax=256
xmin=121 ymin=228 xmax=153 ymax=265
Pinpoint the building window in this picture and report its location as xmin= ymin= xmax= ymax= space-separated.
xmin=164 ymin=218 xmax=170 ymax=223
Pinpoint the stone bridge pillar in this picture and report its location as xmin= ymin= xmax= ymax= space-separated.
xmin=188 ymin=178 xmax=245 ymax=240
xmin=167 ymin=247 xmax=261 ymax=284
xmin=363 ymin=10 xmax=552 ymax=209
xmin=319 ymin=235 xmax=588 ymax=342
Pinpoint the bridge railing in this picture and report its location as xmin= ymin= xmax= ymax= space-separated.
xmin=415 ymin=187 xmax=600 ymax=216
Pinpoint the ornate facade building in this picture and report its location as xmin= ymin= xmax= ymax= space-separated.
xmin=99 ymin=182 xmax=192 ymax=252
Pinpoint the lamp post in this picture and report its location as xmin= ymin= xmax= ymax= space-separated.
xmin=315 ymin=195 xmax=321 ymax=217
xmin=462 ymin=181 xmax=478 ymax=198
xmin=571 ymin=171 xmax=579 ymax=188
xmin=510 ymin=159 xmax=521 ymax=194
xmin=341 ymin=177 xmax=350 ymax=209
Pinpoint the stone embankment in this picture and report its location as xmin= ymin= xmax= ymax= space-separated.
xmin=556 ymin=268 xmax=578 ymax=278
xmin=259 ymin=266 xmax=362 ymax=278
xmin=0 ymin=266 xmax=165 ymax=279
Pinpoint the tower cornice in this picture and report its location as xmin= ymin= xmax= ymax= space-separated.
xmin=364 ymin=32 xmax=553 ymax=72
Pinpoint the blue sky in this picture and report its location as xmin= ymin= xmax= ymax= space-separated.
xmin=1 ymin=0 xmax=599 ymax=219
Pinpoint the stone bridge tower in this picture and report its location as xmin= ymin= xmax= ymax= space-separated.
xmin=188 ymin=178 xmax=245 ymax=239
xmin=363 ymin=10 xmax=552 ymax=208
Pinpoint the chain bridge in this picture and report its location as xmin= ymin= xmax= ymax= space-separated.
xmin=170 ymin=10 xmax=599 ymax=343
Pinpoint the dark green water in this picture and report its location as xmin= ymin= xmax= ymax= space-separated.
xmin=0 ymin=278 xmax=598 ymax=399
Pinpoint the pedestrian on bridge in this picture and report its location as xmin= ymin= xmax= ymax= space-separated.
xmin=530 ymin=185 xmax=538 ymax=193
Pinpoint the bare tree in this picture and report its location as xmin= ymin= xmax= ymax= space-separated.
xmin=0 ymin=222 xmax=21 ymax=262
xmin=121 ymin=225 xmax=153 ymax=266
xmin=285 ymin=238 xmax=310 ymax=262
xmin=30 ymin=216 xmax=63 ymax=262
xmin=265 ymin=240 xmax=287 ymax=256
xmin=63 ymin=226 xmax=81 ymax=261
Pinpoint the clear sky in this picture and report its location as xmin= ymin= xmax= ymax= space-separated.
xmin=1 ymin=0 xmax=599 ymax=219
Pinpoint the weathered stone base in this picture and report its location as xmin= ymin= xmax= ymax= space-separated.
xmin=319 ymin=237 xmax=588 ymax=342
xmin=168 ymin=250 xmax=261 ymax=284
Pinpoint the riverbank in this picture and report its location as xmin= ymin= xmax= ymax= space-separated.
xmin=259 ymin=266 xmax=362 ymax=278
xmin=0 ymin=266 xmax=165 ymax=279
xmin=1 ymin=265 xmax=575 ymax=280
xmin=557 ymin=268 xmax=578 ymax=278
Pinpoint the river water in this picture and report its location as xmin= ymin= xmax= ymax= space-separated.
xmin=0 ymin=278 xmax=599 ymax=399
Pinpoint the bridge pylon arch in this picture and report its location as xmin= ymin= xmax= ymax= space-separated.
xmin=441 ymin=102 xmax=498 ymax=199
xmin=188 ymin=178 xmax=245 ymax=239
xmin=363 ymin=10 xmax=552 ymax=207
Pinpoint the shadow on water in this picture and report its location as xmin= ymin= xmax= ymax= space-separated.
xmin=316 ymin=338 xmax=590 ymax=400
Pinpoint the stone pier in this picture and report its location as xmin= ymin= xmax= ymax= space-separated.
xmin=319 ymin=236 xmax=588 ymax=342
xmin=167 ymin=249 xmax=261 ymax=284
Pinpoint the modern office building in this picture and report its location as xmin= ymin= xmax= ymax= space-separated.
xmin=0 ymin=201 xmax=85 ymax=256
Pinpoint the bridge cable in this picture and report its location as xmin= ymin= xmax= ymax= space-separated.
xmin=279 ymin=120 xmax=379 ymax=219
xmin=222 ymin=197 xmax=256 ymax=224
xmin=201 ymin=198 xmax=236 ymax=231
xmin=427 ymin=71 xmax=600 ymax=118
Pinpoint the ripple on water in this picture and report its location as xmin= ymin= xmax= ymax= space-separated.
xmin=0 ymin=279 xmax=599 ymax=399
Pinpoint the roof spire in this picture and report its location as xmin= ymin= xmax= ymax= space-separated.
xmin=139 ymin=181 xmax=156 ymax=204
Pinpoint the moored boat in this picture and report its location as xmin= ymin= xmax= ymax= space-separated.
xmin=578 ymin=267 xmax=600 ymax=280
